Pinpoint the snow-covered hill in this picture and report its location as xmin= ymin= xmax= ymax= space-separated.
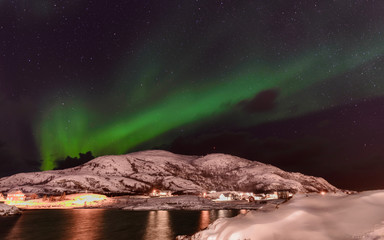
xmin=0 ymin=150 xmax=340 ymax=194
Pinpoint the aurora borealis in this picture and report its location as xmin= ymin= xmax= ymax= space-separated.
xmin=2 ymin=1 xmax=384 ymax=190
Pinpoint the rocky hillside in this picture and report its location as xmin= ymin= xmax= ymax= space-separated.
xmin=0 ymin=150 xmax=340 ymax=195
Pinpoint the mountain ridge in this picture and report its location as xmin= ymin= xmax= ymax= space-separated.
xmin=0 ymin=150 xmax=340 ymax=195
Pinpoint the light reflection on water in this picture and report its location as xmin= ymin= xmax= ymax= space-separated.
xmin=239 ymin=209 xmax=248 ymax=215
xmin=5 ymin=214 xmax=24 ymax=240
xmin=144 ymin=211 xmax=173 ymax=240
xmin=199 ymin=210 xmax=211 ymax=230
xmin=1 ymin=209 xmax=243 ymax=240
xmin=66 ymin=209 xmax=104 ymax=240
xmin=198 ymin=209 xmax=246 ymax=230
xmin=218 ymin=209 xmax=233 ymax=219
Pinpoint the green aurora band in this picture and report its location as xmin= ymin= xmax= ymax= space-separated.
xmin=35 ymin=30 xmax=384 ymax=170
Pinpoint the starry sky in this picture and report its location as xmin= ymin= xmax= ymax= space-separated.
xmin=1 ymin=0 xmax=384 ymax=190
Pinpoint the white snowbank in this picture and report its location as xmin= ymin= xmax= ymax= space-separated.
xmin=189 ymin=191 xmax=384 ymax=240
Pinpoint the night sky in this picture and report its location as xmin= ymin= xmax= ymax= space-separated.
xmin=1 ymin=0 xmax=384 ymax=191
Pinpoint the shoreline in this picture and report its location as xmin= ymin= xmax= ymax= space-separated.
xmin=8 ymin=194 xmax=287 ymax=211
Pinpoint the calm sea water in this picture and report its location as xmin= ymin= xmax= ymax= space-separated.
xmin=0 ymin=209 xmax=244 ymax=240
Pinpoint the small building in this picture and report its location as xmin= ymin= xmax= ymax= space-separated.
xmin=264 ymin=192 xmax=278 ymax=200
xmin=6 ymin=190 xmax=26 ymax=202
xmin=277 ymin=191 xmax=293 ymax=199
xmin=150 ymin=189 xmax=172 ymax=197
xmin=217 ymin=193 xmax=233 ymax=201
xmin=0 ymin=193 xmax=5 ymax=203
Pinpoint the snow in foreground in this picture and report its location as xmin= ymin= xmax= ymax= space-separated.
xmin=183 ymin=190 xmax=384 ymax=240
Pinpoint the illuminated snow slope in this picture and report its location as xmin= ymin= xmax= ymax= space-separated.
xmin=185 ymin=190 xmax=384 ymax=240
xmin=0 ymin=150 xmax=339 ymax=194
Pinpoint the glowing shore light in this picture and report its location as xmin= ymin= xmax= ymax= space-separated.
xmin=7 ymin=193 xmax=108 ymax=209
xmin=73 ymin=194 xmax=107 ymax=205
